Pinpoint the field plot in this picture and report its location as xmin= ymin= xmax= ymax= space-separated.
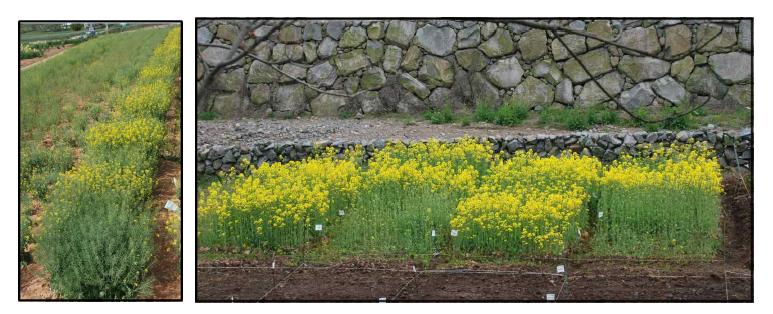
xmin=20 ymin=25 xmax=181 ymax=300
xmin=197 ymin=139 xmax=751 ymax=301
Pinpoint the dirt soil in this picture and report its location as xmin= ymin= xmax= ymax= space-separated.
xmin=20 ymin=45 xmax=72 ymax=70
xmin=196 ymin=176 xmax=753 ymax=302
xmin=196 ymin=117 xmax=652 ymax=147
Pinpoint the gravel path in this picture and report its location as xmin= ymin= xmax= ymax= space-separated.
xmin=197 ymin=117 xmax=648 ymax=147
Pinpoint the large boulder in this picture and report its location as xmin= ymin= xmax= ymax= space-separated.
xmin=416 ymin=24 xmax=456 ymax=56
xmin=213 ymin=70 xmax=243 ymax=92
xmin=418 ymin=55 xmax=455 ymax=87
xmin=278 ymin=63 xmax=307 ymax=83
xmin=333 ymin=49 xmax=369 ymax=76
xmin=200 ymin=46 xmax=230 ymax=66
xmin=562 ymin=49 xmax=613 ymax=83
xmin=686 ymin=66 xmax=729 ymax=99
xmin=277 ymin=25 xmax=303 ymax=44
xmin=399 ymin=73 xmax=431 ymax=99
xmin=663 ymin=24 xmax=692 ymax=58
xmin=339 ymin=26 xmax=368 ymax=48
xmin=739 ymin=20 xmax=752 ymax=51
xmin=619 ymin=82 xmax=655 ymax=109
xmin=586 ymin=20 xmax=615 ymax=49
xmin=307 ymin=61 xmax=337 ymax=87
xmin=576 ymin=72 xmax=624 ymax=107
xmin=723 ymin=84 xmax=751 ymax=108
xmin=385 ymin=20 xmax=417 ymax=48
xmin=457 ymin=25 xmax=481 ymax=49
xmin=532 ymin=61 xmax=562 ymax=85
xmin=317 ymin=37 xmax=338 ymax=59
xmin=211 ymin=93 xmax=240 ymax=117
xmin=671 ymin=56 xmax=694 ymax=82
xmin=555 ymin=79 xmax=574 ymax=105
xmin=303 ymin=23 xmax=323 ymax=41
xmin=326 ymin=21 xmax=346 ymax=40
xmin=469 ymin=72 xmax=500 ymax=106
xmin=513 ymin=76 xmax=554 ymax=107
xmin=401 ymin=45 xmax=423 ymax=71
xmin=303 ymin=42 xmax=318 ymax=63
xmin=310 ymin=93 xmax=348 ymax=116
xmin=479 ymin=28 xmax=515 ymax=58
xmin=366 ymin=40 xmax=384 ymax=64
xmin=551 ymin=34 xmax=587 ymax=61
xmin=215 ymin=24 xmax=238 ymax=42
xmin=617 ymin=26 xmax=661 ymax=55
xmin=518 ymin=29 xmax=548 ymax=62
xmin=358 ymin=91 xmax=385 ymax=114
xmin=273 ymin=84 xmax=307 ymax=115
xmin=618 ymin=56 xmax=671 ymax=82
xmin=360 ymin=67 xmax=387 ymax=90
xmin=652 ymin=76 xmax=688 ymax=104
xmin=248 ymin=61 xmax=279 ymax=84
xmin=427 ymin=87 xmax=457 ymax=109
xmin=485 ymin=56 xmax=525 ymax=89
xmin=250 ymin=84 xmax=271 ymax=105
xmin=455 ymin=49 xmax=488 ymax=72
xmin=382 ymin=45 xmax=403 ymax=73
xmin=367 ymin=22 xmax=385 ymax=40
xmin=708 ymin=52 xmax=752 ymax=84
xmin=396 ymin=88 xmax=427 ymax=113
xmin=697 ymin=24 xmax=737 ymax=52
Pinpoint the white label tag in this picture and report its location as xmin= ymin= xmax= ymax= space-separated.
xmin=338 ymin=210 xmax=345 ymax=216
xmin=598 ymin=211 xmax=604 ymax=218
xmin=450 ymin=229 xmax=458 ymax=237
xmin=412 ymin=265 xmax=417 ymax=272
xmin=271 ymin=261 xmax=276 ymax=269
xmin=164 ymin=200 xmax=179 ymax=212
xmin=315 ymin=224 xmax=323 ymax=231
xmin=546 ymin=293 xmax=555 ymax=301
xmin=556 ymin=265 xmax=565 ymax=274
xmin=431 ymin=229 xmax=436 ymax=237
xmin=378 ymin=297 xmax=387 ymax=302
xmin=577 ymin=228 xmax=582 ymax=237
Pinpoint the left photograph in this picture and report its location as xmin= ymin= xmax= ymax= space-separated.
xmin=18 ymin=21 xmax=182 ymax=300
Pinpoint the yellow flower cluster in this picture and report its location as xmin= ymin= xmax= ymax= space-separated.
xmin=55 ymin=162 xmax=154 ymax=205
xmin=85 ymin=117 xmax=165 ymax=153
xmin=164 ymin=211 xmax=181 ymax=253
xmin=138 ymin=27 xmax=181 ymax=82
xmin=116 ymin=80 xmax=172 ymax=119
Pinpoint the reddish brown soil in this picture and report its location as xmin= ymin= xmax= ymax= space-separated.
xmin=19 ymin=264 xmax=56 ymax=300
xmin=196 ymin=175 xmax=753 ymax=302
xmin=20 ymin=45 xmax=72 ymax=69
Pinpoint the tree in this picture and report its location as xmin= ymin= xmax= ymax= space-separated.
xmin=70 ymin=23 xmax=84 ymax=32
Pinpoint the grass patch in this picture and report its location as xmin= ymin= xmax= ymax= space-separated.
xmin=474 ymin=100 xmax=530 ymax=126
xmin=422 ymin=104 xmax=456 ymax=124
xmin=539 ymin=104 xmax=620 ymax=130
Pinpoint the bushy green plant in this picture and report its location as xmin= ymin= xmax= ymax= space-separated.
xmin=474 ymin=101 xmax=530 ymax=126
xmin=423 ymin=104 xmax=456 ymax=124
xmin=538 ymin=104 xmax=619 ymax=130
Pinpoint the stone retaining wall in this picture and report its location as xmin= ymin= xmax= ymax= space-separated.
xmin=196 ymin=18 xmax=752 ymax=118
xmin=196 ymin=129 xmax=752 ymax=174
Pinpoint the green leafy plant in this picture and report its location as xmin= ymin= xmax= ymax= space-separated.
xmin=423 ymin=104 xmax=456 ymax=124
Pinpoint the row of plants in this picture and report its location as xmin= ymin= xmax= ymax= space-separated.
xmin=20 ymin=38 xmax=90 ymax=60
xmin=198 ymin=138 xmax=723 ymax=262
xmin=38 ymin=27 xmax=180 ymax=299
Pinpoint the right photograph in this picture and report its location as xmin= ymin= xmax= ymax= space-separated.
xmin=195 ymin=18 xmax=752 ymax=302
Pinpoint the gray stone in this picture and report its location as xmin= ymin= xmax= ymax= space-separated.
xmin=569 ymin=20 xmax=586 ymax=31
xmin=253 ymin=41 xmax=272 ymax=62
xmin=303 ymin=42 xmax=318 ymax=63
xmin=481 ymin=22 xmax=498 ymax=39
xmin=507 ymin=23 xmax=530 ymax=34
xmin=222 ymin=150 xmax=236 ymax=163
xmin=532 ymin=61 xmax=562 ymax=84
xmin=555 ymin=79 xmax=574 ymax=104
xmin=304 ymin=23 xmax=323 ymax=41
xmin=286 ymin=44 xmax=304 ymax=62
xmin=215 ymin=24 xmax=238 ymax=42
xmin=326 ymin=21 xmax=346 ymax=40
xmin=671 ymin=56 xmax=694 ymax=82
xmin=708 ymin=52 xmax=752 ymax=84
xmin=396 ymin=88 xmax=427 ymax=113
xmin=278 ymin=63 xmax=307 ymax=83
xmin=401 ymin=45 xmax=422 ymax=71
xmin=427 ymin=87 xmax=456 ymax=109
xmin=358 ymin=91 xmax=384 ymax=114
xmin=333 ymin=49 xmax=369 ymax=76
xmin=271 ymin=43 xmax=288 ymax=63
xmin=586 ymin=20 xmax=615 ymax=49
xmin=470 ymin=72 xmax=500 ymax=106
xmin=676 ymin=131 xmax=689 ymax=142
xmin=479 ymin=29 xmax=515 ymax=58
xmin=250 ymin=84 xmax=271 ymax=105
xmin=248 ymin=61 xmax=279 ymax=84
xmin=339 ymin=26 xmax=368 ymax=48
xmin=455 ymin=48 xmax=488 ymax=72
xmin=739 ymin=20 xmax=752 ymax=51
xmin=617 ymin=26 xmax=661 ymax=55
xmin=307 ymin=61 xmax=337 ymax=87
xmin=457 ymin=25 xmax=481 ymax=49
xmin=366 ymin=40 xmax=384 ymax=63
xmin=418 ymin=55 xmax=455 ymax=87
xmin=200 ymin=46 xmax=230 ymax=66
xmin=367 ymin=22 xmax=385 ymax=40
xmin=385 ymin=20 xmax=417 ymax=48
xmin=211 ymin=93 xmax=239 ymax=117
xmin=563 ymin=49 xmax=613 ymax=83
xmin=344 ymin=76 xmax=359 ymax=95
xmin=620 ymin=82 xmax=655 ymax=109
xmin=310 ymin=93 xmax=347 ymax=116
xmin=273 ymin=84 xmax=307 ymax=115
xmin=623 ymin=134 xmax=637 ymax=147
xmin=278 ymin=25 xmax=303 ymax=43
xmin=485 ymin=56 xmax=524 ymax=88
xmin=360 ymin=67 xmax=387 ymax=90
xmin=694 ymin=53 xmax=708 ymax=65
xmin=214 ymin=70 xmax=243 ymax=92
xmin=452 ymin=69 xmax=473 ymax=102
xmin=577 ymin=72 xmax=624 ymax=106
xmin=416 ymin=24 xmax=456 ymax=56
xmin=253 ymin=25 xmax=275 ymax=38
xmin=664 ymin=24 xmax=692 ymax=58
xmin=399 ymin=73 xmax=431 ymax=99
xmin=686 ymin=66 xmax=729 ymax=99
xmin=652 ymin=76 xmax=688 ymax=104
xmin=382 ymin=45 xmax=403 ymax=73
xmin=317 ymin=37 xmax=338 ymax=59
xmin=723 ymin=84 xmax=751 ymax=108
xmin=513 ymin=76 xmax=554 ymax=107
xmin=551 ymin=34 xmax=587 ymax=61
xmin=518 ymin=29 xmax=548 ymax=61
xmin=197 ymin=27 xmax=213 ymax=44
xmin=697 ymin=24 xmax=737 ymax=52
xmin=617 ymin=56 xmax=671 ymax=82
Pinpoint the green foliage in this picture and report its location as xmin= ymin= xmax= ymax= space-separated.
xmin=629 ymin=104 xmax=699 ymax=131
xmin=423 ymin=104 xmax=456 ymax=124
xmin=20 ymin=203 xmax=32 ymax=267
xmin=539 ymin=104 xmax=619 ymax=130
xmin=474 ymin=100 xmax=530 ymax=126
xmin=70 ymin=23 xmax=84 ymax=31
xmin=339 ymin=111 xmax=354 ymax=119
xmin=460 ymin=116 xmax=471 ymax=127
xmin=199 ymin=111 xmax=217 ymax=120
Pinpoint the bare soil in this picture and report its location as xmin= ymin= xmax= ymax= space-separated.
xmin=196 ymin=176 xmax=753 ymax=302
xmin=20 ymin=45 xmax=72 ymax=70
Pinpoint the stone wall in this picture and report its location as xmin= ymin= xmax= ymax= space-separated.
xmin=196 ymin=19 xmax=752 ymax=117
xmin=196 ymin=128 xmax=752 ymax=174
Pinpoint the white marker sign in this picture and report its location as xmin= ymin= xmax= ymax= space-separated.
xmin=450 ymin=229 xmax=458 ymax=237
xmin=379 ymin=297 xmax=387 ymax=302
xmin=338 ymin=210 xmax=345 ymax=216
xmin=315 ymin=224 xmax=323 ymax=231
xmin=598 ymin=211 xmax=604 ymax=218
xmin=431 ymin=230 xmax=436 ymax=237
xmin=546 ymin=293 xmax=556 ymax=301
xmin=556 ymin=265 xmax=565 ymax=274
xmin=164 ymin=200 xmax=179 ymax=212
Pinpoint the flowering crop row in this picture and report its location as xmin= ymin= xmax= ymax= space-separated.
xmin=39 ymin=27 xmax=180 ymax=299
xmin=198 ymin=137 xmax=723 ymax=259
